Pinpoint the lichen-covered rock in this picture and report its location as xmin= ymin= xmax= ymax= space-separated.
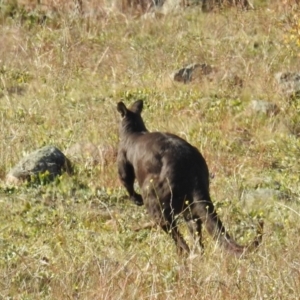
xmin=202 ymin=0 xmax=253 ymax=12
xmin=6 ymin=145 xmax=72 ymax=185
xmin=250 ymin=100 xmax=279 ymax=116
xmin=172 ymin=63 xmax=215 ymax=83
xmin=159 ymin=0 xmax=181 ymax=14
xmin=241 ymin=188 xmax=291 ymax=213
xmin=275 ymin=72 xmax=300 ymax=96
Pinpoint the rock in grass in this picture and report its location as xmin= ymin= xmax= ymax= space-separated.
xmin=242 ymin=188 xmax=283 ymax=202
xmin=241 ymin=188 xmax=291 ymax=211
xmin=250 ymin=100 xmax=279 ymax=116
xmin=159 ymin=0 xmax=181 ymax=14
xmin=6 ymin=145 xmax=72 ymax=185
xmin=275 ymin=72 xmax=300 ymax=96
xmin=172 ymin=63 xmax=215 ymax=83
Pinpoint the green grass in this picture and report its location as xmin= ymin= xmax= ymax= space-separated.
xmin=0 ymin=0 xmax=300 ymax=299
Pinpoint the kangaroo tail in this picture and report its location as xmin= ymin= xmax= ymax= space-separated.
xmin=193 ymin=196 xmax=263 ymax=256
xmin=220 ymin=219 xmax=264 ymax=257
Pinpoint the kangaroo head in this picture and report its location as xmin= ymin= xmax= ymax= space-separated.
xmin=117 ymin=100 xmax=148 ymax=134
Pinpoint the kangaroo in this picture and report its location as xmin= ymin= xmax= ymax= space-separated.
xmin=117 ymin=100 xmax=263 ymax=256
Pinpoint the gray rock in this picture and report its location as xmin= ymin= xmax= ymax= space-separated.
xmin=159 ymin=0 xmax=181 ymax=14
xmin=119 ymin=0 xmax=165 ymax=14
xmin=242 ymin=188 xmax=282 ymax=202
xmin=250 ymin=100 xmax=279 ymax=115
xmin=241 ymin=188 xmax=289 ymax=211
xmin=202 ymin=0 xmax=253 ymax=12
xmin=172 ymin=63 xmax=215 ymax=83
xmin=6 ymin=145 xmax=72 ymax=185
xmin=275 ymin=72 xmax=300 ymax=96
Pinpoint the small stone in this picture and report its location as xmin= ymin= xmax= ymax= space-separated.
xmin=275 ymin=72 xmax=300 ymax=96
xmin=250 ymin=100 xmax=279 ymax=116
xmin=6 ymin=145 xmax=72 ymax=185
xmin=241 ymin=187 xmax=291 ymax=212
xmin=242 ymin=188 xmax=282 ymax=202
xmin=172 ymin=63 xmax=215 ymax=83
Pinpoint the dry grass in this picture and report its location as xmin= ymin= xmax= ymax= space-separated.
xmin=0 ymin=0 xmax=300 ymax=299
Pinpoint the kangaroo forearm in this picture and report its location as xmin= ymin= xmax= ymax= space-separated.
xmin=119 ymin=175 xmax=143 ymax=206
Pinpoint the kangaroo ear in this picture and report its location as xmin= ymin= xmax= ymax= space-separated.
xmin=130 ymin=100 xmax=143 ymax=114
xmin=117 ymin=102 xmax=128 ymax=118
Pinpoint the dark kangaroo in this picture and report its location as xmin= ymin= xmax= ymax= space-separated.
xmin=117 ymin=100 xmax=263 ymax=256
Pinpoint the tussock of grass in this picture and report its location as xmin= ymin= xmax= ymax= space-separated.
xmin=0 ymin=1 xmax=300 ymax=299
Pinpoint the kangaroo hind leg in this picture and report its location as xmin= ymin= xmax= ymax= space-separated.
xmin=184 ymin=211 xmax=204 ymax=252
xmin=146 ymin=198 xmax=190 ymax=255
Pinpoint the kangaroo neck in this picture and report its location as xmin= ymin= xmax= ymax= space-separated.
xmin=120 ymin=125 xmax=148 ymax=136
xmin=119 ymin=130 xmax=146 ymax=143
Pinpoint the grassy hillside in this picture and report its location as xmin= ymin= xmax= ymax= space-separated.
xmin=0 ymin=1 xmax=300 ymax=299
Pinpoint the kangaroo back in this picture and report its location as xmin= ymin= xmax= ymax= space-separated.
xmin=117 ymin=100 xmax=263 ymax=256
